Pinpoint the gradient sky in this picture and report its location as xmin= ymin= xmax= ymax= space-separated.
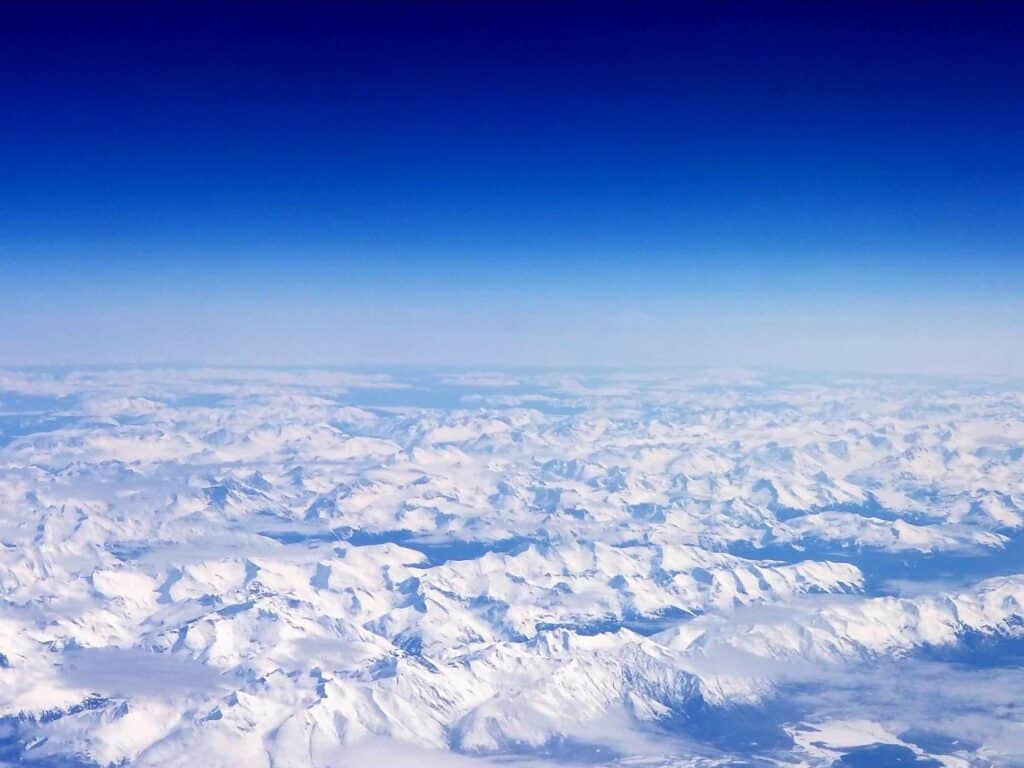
xmin=2 ymin=2 xmax=1022 ymax=374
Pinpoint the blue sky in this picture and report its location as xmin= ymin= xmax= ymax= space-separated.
xmin=1 ymin=2 xmax=1021 ymax=373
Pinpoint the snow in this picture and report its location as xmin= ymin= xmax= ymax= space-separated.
xmin=0 ymin=367 xmax=1022 ymax=766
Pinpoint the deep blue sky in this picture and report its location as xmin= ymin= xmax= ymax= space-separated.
xmin=2 ymin=2 xmax=1022 ymax=373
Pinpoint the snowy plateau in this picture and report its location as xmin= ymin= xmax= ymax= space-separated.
xmin=0 ymin=366 xmax=1023 ymax=768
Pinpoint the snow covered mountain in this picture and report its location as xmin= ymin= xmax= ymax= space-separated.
xmin=0 ymin=367 xmax=1022 ymax=767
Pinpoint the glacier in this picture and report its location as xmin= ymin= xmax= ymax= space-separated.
xmin=0 ymin=367 xmax=1022 ymax=766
